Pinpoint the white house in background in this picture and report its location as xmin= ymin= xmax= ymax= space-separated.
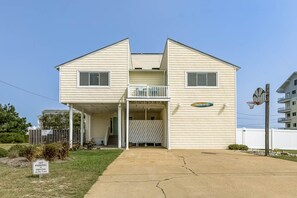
xmin=56 ymin=38 xmax=240 ymax=149
xmin=277 ymin=72 xmax=297 ymax=129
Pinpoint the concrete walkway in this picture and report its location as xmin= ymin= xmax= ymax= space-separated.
xmin=85 ymin=149 xmax=297 ymax=198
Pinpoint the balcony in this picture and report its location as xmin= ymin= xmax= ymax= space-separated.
xmin=278 ymin=107 xmax=291 ymax=113
xmin=278 ymin=117 xmax=291 ymax=123
xmin=278 ymin=94 xmax=291 ymax=103
xmin=128 ymin=85 xmax=169 ymax=99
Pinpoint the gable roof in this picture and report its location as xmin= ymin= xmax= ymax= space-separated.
xmin=167 ymin=38 xmax=241 ymax=70
xmin=277 ymin=71 xmax=297 ymax=93
xmin=55 ymin=38 xmax=129 ymax=70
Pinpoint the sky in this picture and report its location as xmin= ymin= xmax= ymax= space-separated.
xmin=0 ymin=0 xmax=296 ymax=128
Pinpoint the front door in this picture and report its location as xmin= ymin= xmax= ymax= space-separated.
xmin=112 ymin=117 xmax=118 ymax=135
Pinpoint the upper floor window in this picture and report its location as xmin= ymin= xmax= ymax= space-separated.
xmin=293 ymin=90 xmax=296 ymax=95
xmin=79 ymin=72 xmax=109 ymax=86
xmin=294 ymin=79 xmax=297 ymax=86
xmin=186 ymin=72 xmax=217 ymax=87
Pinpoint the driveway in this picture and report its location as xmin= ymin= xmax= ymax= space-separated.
xmin=85 ymin=149 xmax=297 ymax=198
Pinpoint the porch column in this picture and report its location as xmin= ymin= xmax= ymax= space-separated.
xmin=80 ymin=110 xmax=84 ymax=146
xmin=167 ymin=101 xmax=171 ymax=150
xmin=88 ymin=114 xmax=91 ymax=142
xmin=69 ymin=104 xmax=73 ymax=148
xmin=126 ymin=100 xmax=129 ymax=150
xmin=118 ymin=104 xmax=122 ymax=148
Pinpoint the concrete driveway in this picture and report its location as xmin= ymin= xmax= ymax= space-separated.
xmin=85 ymin=149 xmax=297 ymax=198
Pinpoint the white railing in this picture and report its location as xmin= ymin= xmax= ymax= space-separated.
xmin=278 ymin=94 xmax=291 ymax=102
xmin=278 ymin=106 xmax=291 ymax=112
xmin=278 ymin=117 xmax=291 ymax=123
xmin=128 ymin=85 xmax=169 ymax=98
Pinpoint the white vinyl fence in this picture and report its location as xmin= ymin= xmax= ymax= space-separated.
xmin=236 ymin=128 xmax=297 ymax=150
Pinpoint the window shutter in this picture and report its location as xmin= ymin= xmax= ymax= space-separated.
xmin=80 ymin=72 xmax=89 ymax=86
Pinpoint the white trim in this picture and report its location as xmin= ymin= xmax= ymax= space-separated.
xmin=80 ymin=110 xmax=84 ymax=146
xmin=167 ymin=101 xmax=171 ymax=150
xmin=76 ymin=71 xmax=111 ymax=88
xmin=69 ymin=104 xmax=73 ymax=148
xmin=126 ymin=101 xmax=129 ymax=150
xmin=118 ymin=104 xmax=122 ymax=148
xmin=184 ymin=71 xmax=219 ymax=89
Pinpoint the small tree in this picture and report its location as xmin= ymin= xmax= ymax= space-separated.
xmin=39 ymin=112 xmax=81 ymax=130
xmin=0 ymin=103 xmax=31 ymax=133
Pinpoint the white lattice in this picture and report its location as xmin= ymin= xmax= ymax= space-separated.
xmin=129 ymin=120 xmax=163 ymax=143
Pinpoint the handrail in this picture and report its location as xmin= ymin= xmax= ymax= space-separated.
xmin=128 ymin=84 xmax=169 ymax=98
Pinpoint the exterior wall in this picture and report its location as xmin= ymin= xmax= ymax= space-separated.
xmin=168 ymin=40 xmax=237 ymax=149
xmin=129 ymin=71 xmax=165 ymax=85
xmin=59 ymin=39 xmax=129 ymax=103
xmin=91 ymin=113 xmax=110 ymax=145
xmin=131 ymin=54 xmax=162 ymax=69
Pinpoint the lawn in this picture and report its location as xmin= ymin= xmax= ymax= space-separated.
xmin=0 ymin=143 xmax=28 ymax=150
xmin=271 ymin=150 xmax=297 ymax=163
xmin=0 ymin=149 xmax=122 ymax=198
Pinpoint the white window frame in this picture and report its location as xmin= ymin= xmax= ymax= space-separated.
xmin=77 ymin=71 xmax=111 ymax=88
xmin=185 ymin=71 xmax=219 ymax=88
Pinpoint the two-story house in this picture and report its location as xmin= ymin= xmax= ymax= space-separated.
xmin=277 ymin=72 xmax=297 ymax=129
xmin=56 ymin=38 xmax=239 ymax=149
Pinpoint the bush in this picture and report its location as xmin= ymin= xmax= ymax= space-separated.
xmin=8 ymin=149 xmax=19 ymax=158
xmin=24 ymin=145 xmax=36 ymax=162
xmin=8 ymin=145 xmax=26 ymax=157
xmin=228 ymin=144 xmax=248 ymax=151
xmin=43 ymin=144 xmax=59 ymax=161
xmin=0 ymin=148 xmax=8 ymax=157
xmin=0 ymin=133 xmax=25 ymax=143
xmin=57 ymin=142 xmax=69 ymax=160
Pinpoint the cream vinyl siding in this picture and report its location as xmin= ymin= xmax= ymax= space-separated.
xmin=59 ymin=39 xmax=129 ymax=103
xmin=168 ymin=40 xmax=237 ymax=149
xmin=131 ymin=54 xmax=162 ymax=69
xmin=129 ymin=71 xmax=165 ymax=85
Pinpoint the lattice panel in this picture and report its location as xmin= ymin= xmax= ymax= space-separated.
xmin=129 ymin=120 xmax=163 ymax=143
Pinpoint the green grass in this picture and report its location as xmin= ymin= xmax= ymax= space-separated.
xmin=273 ymin=156 xmax=297 ymax=162
xmin=0 ymin=149 xmax=122 ymax=198
xmin=0 ymin=143 xmax=28 ymax=150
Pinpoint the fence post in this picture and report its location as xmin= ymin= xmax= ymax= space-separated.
xmin=271 ymin=128 xmax=274 ymax=150
xmin=242 ymin=128 xmax=246 ymax=145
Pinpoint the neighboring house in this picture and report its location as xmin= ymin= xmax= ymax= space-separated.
xmin=277 ymin=72 xmax=297 ymax=129
xmin=56 ymin=38 xmax=240 ymax=149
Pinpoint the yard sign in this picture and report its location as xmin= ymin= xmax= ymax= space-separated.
xmin=33 ymin=159 xmax=49 ymax=175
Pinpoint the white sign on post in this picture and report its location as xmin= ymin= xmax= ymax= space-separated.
xmin=33 ymin=159 xmax=49 ymax=175
xmin=41 ymin=130 xmax=53 ymax=136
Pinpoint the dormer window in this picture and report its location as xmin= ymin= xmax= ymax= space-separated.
xmin=79 ymin=71 xmax=110 ymax=86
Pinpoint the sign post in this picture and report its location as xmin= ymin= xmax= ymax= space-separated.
xmin=33 ymin=159 xmax=49 ymax=179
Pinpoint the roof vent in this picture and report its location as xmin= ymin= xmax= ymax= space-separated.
xmin=135 ymin=67 xmax=142 ymax=70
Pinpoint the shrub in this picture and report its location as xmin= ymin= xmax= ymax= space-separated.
xmin=24 ymin=145 xmax=36 ymax=162
xmin=0 ymin=148 xmax=8 ymax=157
xmin=0 ymin=133 xmax=25 ymax=143
xmin=8 ymin=149 xmax=19 ymax=158
xmin=87 ymin=140 xmax=96 ymax=150
xmin=57 ymin=142 xmax=69 ymax=160
xmin=43 ymin=144 xmax=59 ymax=161
xmin=8 ymin=145 xmax=26 ymax=157
xmin=228 ymin=144 xmax=248 ymax=151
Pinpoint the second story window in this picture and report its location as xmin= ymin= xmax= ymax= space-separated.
xmin=79 ymin=72 xmax=109 ymax=86
xmin=294 ymin=79 xmax=297 ymax=86
xmin=187 ymin=72 xmax=217 ymax=87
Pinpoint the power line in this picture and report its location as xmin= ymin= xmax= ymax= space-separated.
xmin=0 ymin=79 xmax=58 ymax=102
xmin=237 ymin=112 xmax=279 ymax=117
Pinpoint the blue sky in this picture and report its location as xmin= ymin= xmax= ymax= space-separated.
xmin=0 ymin=0 xmax=296 ymax=128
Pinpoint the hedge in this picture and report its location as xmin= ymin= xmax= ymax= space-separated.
xmin=0 ymin=133 xmax=25 ymax=143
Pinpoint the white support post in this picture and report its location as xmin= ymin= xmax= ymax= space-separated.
xmin=80 ymin=110 xmax=84 ymax=146
xmin=145 ymin=108 xmax=147 ymax=120
xmin=69 ymin=104 xmax=73 ymax=148
xmin=118 ymin=104 xmax=122 ymax=148
xmin=271 ymin=128 xmax=274 ymax=150
xmin=167 ymin=101 xmax=171 ymax=150
xmin=126 ymin=101 xmax=129 ymax=150
xmin=88 ymin=114 xmax=91 ymax=142
xmin=242 ymin=128 xmax=246 ymax=145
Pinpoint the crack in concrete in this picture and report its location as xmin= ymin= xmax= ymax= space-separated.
xmin=178 ymin=155 xmax=198 ymax=176
xmin=156 ymin=178 xmax=173 ymax=198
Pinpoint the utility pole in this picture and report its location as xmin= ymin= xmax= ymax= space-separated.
xmin=265 ymin=84 xmax=270 ymax=156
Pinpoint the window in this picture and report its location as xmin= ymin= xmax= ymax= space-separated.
xmin=79 ymin=72 xmax=109 ymax=86
xmin=287 ymin=123 xmax=291 ymax=128
xmin=293 ymin=90 xmax=296 ymax=95
xmin=293 ymin=101 xmax=296 ymax=105
xmin=287 ymin=113 xmax=291 ymax=117
xmin=293 ymin=112 xmax=296 ymax=117
xmin=294 ymin=79 xmax=297 ymax=86
xmin=294 ymin=123 xmax=297 ymax=128
xmin=187 ymin=72 xmax=217 ymax=87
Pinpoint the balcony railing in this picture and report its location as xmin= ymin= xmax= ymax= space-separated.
xmin=278 ymin=107 xmax=291 ymax=113
xmin=278 ymin=94 xmax=291 ymax=103
xmin=278 ymin=117 xmax=291 ymax=123
xmin=128 ymin=85 xmax=169 ymax=98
